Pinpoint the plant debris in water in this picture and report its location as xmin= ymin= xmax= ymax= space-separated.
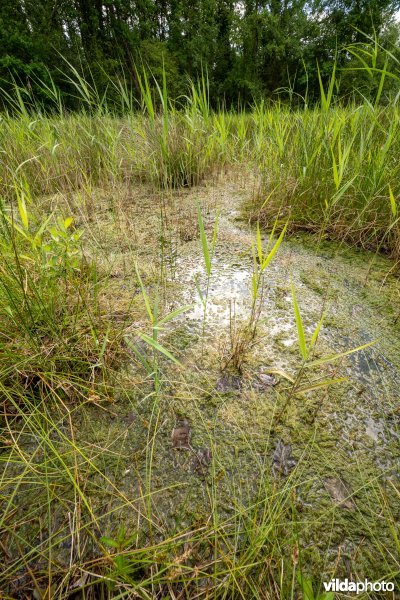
xmin=192 ymin=447 xmax=212 ymax=477
xmin=215 ymin=372 xmax=242 ymax=392
xmin=324 ymin=477 xmax=355 ymax=510
xmin=272 ymin=439 xmax=297 ymax=477
xmin=171 ymin=418 xmax=192 ymax=449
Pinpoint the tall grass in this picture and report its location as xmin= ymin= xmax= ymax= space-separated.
xmin=250 ymin=103 xmax=400 ymax=258
xmin=1 ymin=65 xmax=399 ymax=258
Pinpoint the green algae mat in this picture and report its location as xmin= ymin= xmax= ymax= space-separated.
xmin=1 ymin=177 xmax=399 ymax=598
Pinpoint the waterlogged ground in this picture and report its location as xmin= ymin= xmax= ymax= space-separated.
xmin=2 ymin=174 xmax=400 ymax=593
xmin=162 ymin=181 xmax=400 ymax=576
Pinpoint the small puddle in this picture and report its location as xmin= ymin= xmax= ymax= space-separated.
xmin=177 ymin=256 xmax=252 ymax=326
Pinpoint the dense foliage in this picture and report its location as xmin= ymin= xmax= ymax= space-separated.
xmin=1 ymin=0 xmax=400 ymax=108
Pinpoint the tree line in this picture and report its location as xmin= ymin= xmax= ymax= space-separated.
xmin=1 ymin=0 xmax=399 ymax=109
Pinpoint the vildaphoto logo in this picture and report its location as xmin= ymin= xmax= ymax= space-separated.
xmin=323 ymin=578 xmax=395 ymax=594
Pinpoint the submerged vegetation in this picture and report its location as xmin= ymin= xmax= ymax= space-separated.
xmin=0 ymin=56 xmax=399 ymax=598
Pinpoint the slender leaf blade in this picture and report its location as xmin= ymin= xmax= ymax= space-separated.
xmin=291 ymin=282 xmax=307 ymax=360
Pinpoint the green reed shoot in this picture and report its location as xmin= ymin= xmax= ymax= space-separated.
xmin=196 ymin=204 xmax=219 ymax=342
xmin=273 ymin=284 xmax=376 ymax=409
xmin=250 ymin=220 xmax=287 ymax=331
xmin=126 ymin=263 xmax=190 ymax=379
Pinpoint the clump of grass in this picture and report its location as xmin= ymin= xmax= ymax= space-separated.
xmin=249 ymin=60 xmax=400 ymax=259
xmin=135 ymin=68 xmax=215 ymax=188
xmin=221 ymin=219 xmax=286 ymax=374
xmin=0 ymin=188 xmax=124 ymax=411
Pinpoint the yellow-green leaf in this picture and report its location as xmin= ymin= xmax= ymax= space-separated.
xmin=261 ymin=222 xmax=287 ymax=271
xmin=138 ymin=332 xmax=181 ymax=365
xmin=296 ymin=377 xmax=348 ymax=394
xmin=310 ymin=309 xmax=327 ymax=350
xmin=291 ymin=282 xmax=307 ymax=360
xmin=17 ymin=195 xmax=29 ymax=230
xmin=389 ymin=185 xmax=397 ymax=217
xmin=305 ymin=341 xmax=375 ymax=368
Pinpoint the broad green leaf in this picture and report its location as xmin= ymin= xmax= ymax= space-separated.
xmin=158 ymin=305 xmax=192 ymax=325
xmin=4 ymin=306 xmax=13 ymax=318
xmin=17 ymin=195 xmax=29 ymax=230
xmin=100 ymin=536 xmax=119 ymax=548
xmin=317 ymin=62 xmax=327 ymax=112
xmin=310 ymin=309 xmax=327 ymax=350
xmin=374 ymin=57 xmax=388 ymax=107
xmin=331 ymin=149 xmax=339 ymax=190
xmin=117 ymin=524 xmax=126 ymax=542
xmin=64 ymin=217 xmax=73 ymax=229
xmin=297 ymin=574 xmax=315 ymax=600
xmin=4 ymin=215 xmax=30 ymax=241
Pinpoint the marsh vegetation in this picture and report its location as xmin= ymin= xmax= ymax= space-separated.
xmin=0 ymin=59 xmax=399 ymax=599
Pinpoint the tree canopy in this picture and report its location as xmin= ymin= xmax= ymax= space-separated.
xmin=0 ymin=0 xmax=399 ymax=108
